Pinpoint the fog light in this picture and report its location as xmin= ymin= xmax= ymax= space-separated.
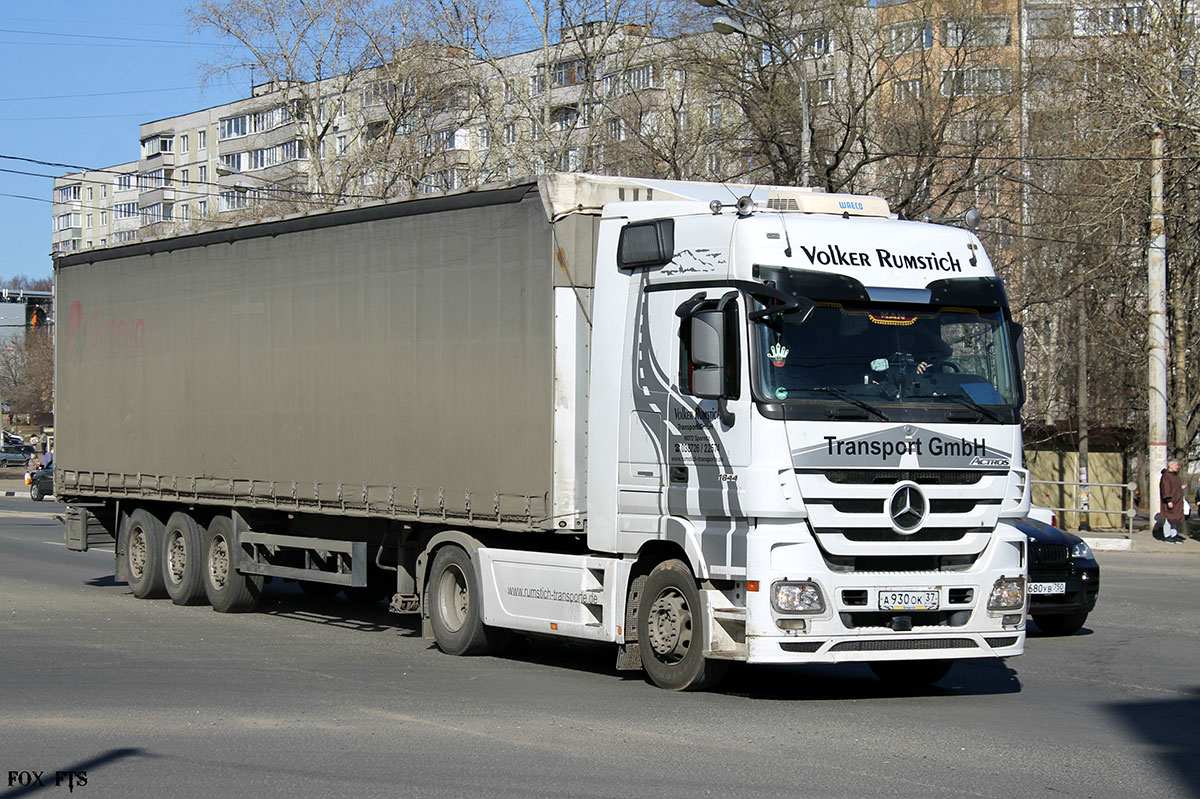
xmin=772 ymin=581 xmax=825 ymax=613
xmin=987 ymin=576 xmax=1025 ymax=610
xmin=777 ymin=618 xmax=807 ymax=631
xmin=1002 ymin=614 xmax=1023 ymax=626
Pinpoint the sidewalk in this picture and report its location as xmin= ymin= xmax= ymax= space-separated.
xmin=2 ymin=468 xmax=1192 ymax=555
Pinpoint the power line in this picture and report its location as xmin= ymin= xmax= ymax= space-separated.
xmin=0 ymin=27 xmax=223 ymax=47
xmin=0 ymin=86 xmax=203 ymax=102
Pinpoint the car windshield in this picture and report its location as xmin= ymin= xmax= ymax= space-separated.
xmin=753 ymin=299 xmax=1021 ymax=417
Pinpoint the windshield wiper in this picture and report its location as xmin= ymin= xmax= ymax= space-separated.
xmin=783 ymin=386 xmax=890 ymax=421
xmin=907 ymin=392 xmax=1004 ymax=423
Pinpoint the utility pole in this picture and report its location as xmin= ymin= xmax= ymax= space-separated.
xmin=1077 ymin=293 xmax=1090 ymax=530
xmin=1147 ymin=124 xmax=1169 ymax=520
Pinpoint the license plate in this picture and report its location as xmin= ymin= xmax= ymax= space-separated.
xmin=878 ymin=589 xmax=940 ymax=611
xmin=1028 ymin=581 xmax=1066 ymax=595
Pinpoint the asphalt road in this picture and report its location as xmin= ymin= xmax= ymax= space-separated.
xmin=1 ymin=496 xmax=1198 ymax=799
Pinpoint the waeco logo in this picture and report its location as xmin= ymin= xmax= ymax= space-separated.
xmin=838 ymin=200 xmax=865 ymax=210
xmin=65 ymin=301 xmax=146 ymax=352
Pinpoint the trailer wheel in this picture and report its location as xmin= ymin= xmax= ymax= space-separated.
xmin=162 ymin=512 xmax=207 ymax=606
xmin=202 ymin=516 xmax=262 ymax=613
xmin=427 ymin=545 xmax=501 ymax=656
xmin=637 ymin=560 xmax=729 ymax=691
xmin=124 ymin=509 xmax=168 ymax=599
xmin=869 ymin=659 xmax=954 ymax=686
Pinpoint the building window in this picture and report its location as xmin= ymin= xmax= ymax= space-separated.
xmin=181 ymin=134 xmax=189 ymax=154
xmin=114 ymin=202 xmax=138 ymax=219
xmin=885 ymin=20 xmax=934 ymax=55
xmin=199 ymin=130 xmax=207 ymax=150
xmin=811 ymin=76 xmax=835 ymax=105
xmin=941 ymin=66 xmax=1010 ymax=96
xmin=707 ymin=104 xmax=723 ymax=127
xmin=86 ymin=186 xmax=93 ymax=201
xmin=55 ymin=184 xmax=81 ymax=203
xmin=503 ymin=123 xmax=517 ymax=145
xmin=943 ymin=17 xmax=1012 ymax=47
xmin=179 ymin=204 xmax=190 ymax=221
xmin=117 ymin=174 xmax=133 ymax=191
xmin=478 ymin=127 xmax=491 ymax=150
xmin=893 ymin=77 xmax=924 ymax=103
xmin=199 ymin=165 xmax=207 ymax=184
xmin=100 ymin=211 xmax=108 ymax=225
xmin=552 ymin=59 xmax=586 ymax=88
xmin=336 ymin=135 xmax=348 ymax=155
xmin=219 ymin=115 xmax=248 ymax=140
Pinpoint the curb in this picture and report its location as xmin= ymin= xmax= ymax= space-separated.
xmin=1080 ymin=534 xmax=1131 ymax=552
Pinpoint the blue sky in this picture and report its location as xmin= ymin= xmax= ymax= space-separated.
xmin=0 ymin=1 xmax=245 ymax=282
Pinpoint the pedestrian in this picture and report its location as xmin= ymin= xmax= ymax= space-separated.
xmin=1159 ymin=458 xmax=1188 ymax=543
xmin=41 ymin=445 xmax=52 ymax=471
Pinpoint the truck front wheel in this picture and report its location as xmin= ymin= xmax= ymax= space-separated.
xmin=162 ymin=511 xmax=207 ymax=606
xmin=124 ymin=509 xmax=167 ymax=599
xmin=202 ymin=516 xmax=262 ymax=613
xmin=637 ymin=560 xmax=729 ymax=691
xmin=427 ymin=545 xmax=501 ymax=656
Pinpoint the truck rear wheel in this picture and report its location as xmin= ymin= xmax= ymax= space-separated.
xmin=637 ymin=560 xmax=729 ymax=691
xmin=202 ymin=516 xmax=262 ymax=613
xmin=124 ymin=509 xmax=167 ymax=599
xmin=427 ymin=545 xmax=501 ymax=656
xmin=163 ymin=512 xmax=207 ymax=606
xmin=869 ymin=659 xmax=954 ymax=686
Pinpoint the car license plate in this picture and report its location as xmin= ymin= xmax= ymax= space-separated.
xmin=878 ymin=589 xmax=940 ymax=611
xmin=1028 ymin=581 xmax=1066 ymax=595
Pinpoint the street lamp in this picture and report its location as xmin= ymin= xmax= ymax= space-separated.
xmin=700 ymin=0 xmax=813 ymax=187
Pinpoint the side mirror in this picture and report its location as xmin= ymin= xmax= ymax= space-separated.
xmin=688 ymin=309 xmax=727 ymax=399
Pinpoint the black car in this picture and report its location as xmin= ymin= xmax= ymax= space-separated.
xmin=1013 ymin=515 xmax=1100 ymax=635
xmin=29 ymin=465 xmax=52 ymax=502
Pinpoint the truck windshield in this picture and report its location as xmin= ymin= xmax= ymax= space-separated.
xmin=753 ymin=299 xmax=1021 ymax=419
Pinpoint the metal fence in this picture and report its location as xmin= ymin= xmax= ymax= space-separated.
xmin=1029 ymin=479 xmax=1137 ymax=536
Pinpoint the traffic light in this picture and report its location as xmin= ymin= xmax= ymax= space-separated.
xmin=25 ymin=304 xmax=44 ymax=328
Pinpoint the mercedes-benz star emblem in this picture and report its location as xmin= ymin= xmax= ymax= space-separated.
xmin=889 ymin=484 xmax=928 ymax=533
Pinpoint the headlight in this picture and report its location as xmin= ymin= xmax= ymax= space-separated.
xmin=987 ymin=576 xmax=1025 ymax=610
xmin=772 ymin=581 xmax=825 ymax=614
xmin=1071 ymin=540 xmax=1094 ymax=559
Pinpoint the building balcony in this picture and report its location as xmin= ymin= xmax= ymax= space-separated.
xmin=138 ymin=186 xmax=176 ymax=206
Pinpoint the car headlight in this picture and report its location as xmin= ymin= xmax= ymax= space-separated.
xmin=1071 ymin=540 xmax=1094 ymax=559
xmin=987 ymin=576 xmax=1025 ymax=610
xmin=772 ymin=581 xmax=825 ymax=614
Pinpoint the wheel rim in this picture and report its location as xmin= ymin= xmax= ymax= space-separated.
xmin=167 ymin=531 xmax=187 ymax=584
xmin=209 ymin=535 xmax=229 ymax=590
xmin=435 ymin=563 xmax=469 ymax=633
xmin=646 ymin=587 xmax=692 ymax=664
xmin=129 ymin=528 xmax=148 ymax=579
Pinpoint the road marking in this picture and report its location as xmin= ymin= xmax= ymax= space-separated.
xmin=0 ymin=509 xmax=62 ymax=519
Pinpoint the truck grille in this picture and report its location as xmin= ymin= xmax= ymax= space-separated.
xmin=811 ymin=469 xmax=992 ymax=486
xmin=835 ymin=527 xmax=970 ymax=542
xmin=827 ymin=498 xmax=982 ymax=515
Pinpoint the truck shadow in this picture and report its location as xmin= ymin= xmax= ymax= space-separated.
xmin=252 ymin=580 xmax=422 ymax=636
xmin=0 ymin=747 xmax=147 ymax=799
xmin=490 ymin=636 xmax=1022 ymax=697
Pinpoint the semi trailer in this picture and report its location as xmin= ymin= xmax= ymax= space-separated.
xmin=57 ymin=173 xmax=1030 ymax=690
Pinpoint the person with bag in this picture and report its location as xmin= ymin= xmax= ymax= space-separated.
xmin=1159 ymin=459 xmax=1188 ymax=543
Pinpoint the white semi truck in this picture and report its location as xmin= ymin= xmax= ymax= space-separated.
xmin=58 ymin=174 xmax=1029 ymax=690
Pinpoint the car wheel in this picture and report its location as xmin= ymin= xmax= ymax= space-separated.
xmin=1034 ymin=610 xmax=1089 ymax=636
xmin=30 ymin=482 xmax=42 ymax=502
